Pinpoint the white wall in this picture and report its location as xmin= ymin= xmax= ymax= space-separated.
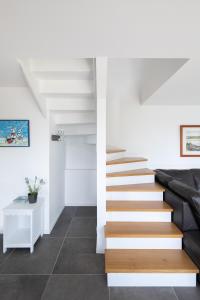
xmin=65 ymin=136 xmax=96 ymax=206
xmin=107 ymin=59 xmax=200 ymax=169
xmin=49 ymin=114 xmax=65 ymax=231
xmin=0 ymin=87 xmax=50 ymax=232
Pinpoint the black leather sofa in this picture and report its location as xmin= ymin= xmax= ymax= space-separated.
xmin=155 ymin=169 xmax=200 ymax=280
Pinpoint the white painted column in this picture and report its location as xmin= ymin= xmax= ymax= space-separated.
xmin=96 ymin=57 xmax=108 ymax=253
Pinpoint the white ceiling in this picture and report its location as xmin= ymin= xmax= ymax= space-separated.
xmin=1 ymin=0 xmax=200 ymax=87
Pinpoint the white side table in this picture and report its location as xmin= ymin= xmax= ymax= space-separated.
xmin=3 ymin=197 xmax=44 ymax=253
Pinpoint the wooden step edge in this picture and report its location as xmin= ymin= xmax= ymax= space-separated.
xmin=106 ymin=183 xmax=165 ymax=192
xmin=104 ymin=224 xmax=183 ymax=238
xmin=106 ymin=201 xmax=173 ymax=212
xmin=106 ymin=168 xmax=155 ymax=177
xmin=105 ymin=249 xmax=199 ymax=273
xmin=106 ymin=147 xmax=126 ymax=154
xmin=106 ymin=157 xmax=148 ymax=165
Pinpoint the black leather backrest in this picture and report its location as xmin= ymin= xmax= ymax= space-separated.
xmin=157 ymin=169 xmax=196 ymax=189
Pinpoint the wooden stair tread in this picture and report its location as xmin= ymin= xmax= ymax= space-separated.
xmin=106 ymin=157 xmax=148 ymax=165
xmin=105 ymin=222 xmax=183 ymax=238
xmin=107 ymin=168 xmax=155 ymax=177
xmin=107 ymin=146 xmax=126 ymax=154
xmin=107 ymin=183 xmax=165 ymax=192
xmin=106 ymin=201 xmax=173 ymax=212
xmin=105 ymin=249 xmax=199 ymax=273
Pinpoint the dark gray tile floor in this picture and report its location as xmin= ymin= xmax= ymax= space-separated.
xmin=0 ymin=206 xmax=199 ymax=300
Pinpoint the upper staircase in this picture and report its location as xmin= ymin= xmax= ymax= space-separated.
xmin=19 ymin=58 xmax=96 ymax=139
xmin=105 ymin=146 xmax=198 ymax=287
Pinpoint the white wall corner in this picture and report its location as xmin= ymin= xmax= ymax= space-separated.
xmin=18 ymin=59 xmax=47 ymax=117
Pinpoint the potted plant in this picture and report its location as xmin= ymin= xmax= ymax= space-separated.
xmin=25 ymin=176 xmax=45 ymax=203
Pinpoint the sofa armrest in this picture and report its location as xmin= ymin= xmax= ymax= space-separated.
xmin=168 ymin=179 xmax=198 ymax=201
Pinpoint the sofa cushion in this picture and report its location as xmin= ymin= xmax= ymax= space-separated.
xmin=164 ymin=189 xmax=199 ymax=232
xmin=159 ymin=169 xmax=195 ymax=188
xmin=191 ymin=169 xmax=200 ymax=192
xmin=194 ymin=175 xmax=200 ymax=192
xmin=155 ymin=170 xmax=174 ymax=187
xmin=183 ymin=231 xmax=200 ymax=270
xmin=168 ymin=180 xmax=198 ymax=200
xmin=169 ymin=180 xmax=200 ymax=227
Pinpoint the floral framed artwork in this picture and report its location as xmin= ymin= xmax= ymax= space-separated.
xmin=180 ymin=125 xmax=200 ymax=157
xmin=0 ymin=120 xmax=30 ymax=147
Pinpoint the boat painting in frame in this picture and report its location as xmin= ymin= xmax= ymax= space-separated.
xmin=0 ymin=120 xmax=30 ymax=147
xmin=180 ymin=125 xmax=200 ymax=157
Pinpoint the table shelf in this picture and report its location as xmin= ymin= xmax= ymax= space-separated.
xmin=3 ymin=198 xmax=44 ymax=253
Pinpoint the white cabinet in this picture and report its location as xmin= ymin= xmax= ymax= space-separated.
xmin=3 ymin=198 xmax=44 ymax=253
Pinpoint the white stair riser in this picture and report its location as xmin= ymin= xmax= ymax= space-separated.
xmin=106 ymin=192 xmax=163 ymax=201
xmin=39 ymin=79 xmax=93 ymax=94
xmin=106 ymin=175 xmax=154 ymax=186
xmin=31 ymin=58 xmax=92 ymax=72
xmin=106 ymin=237 xmax=182 ymax=250
xmin=106 ymin=152 xmax=125 ymax=161
xmin=60 ymin=124 xmax=96 ymax=136
xmin=107 ymin=273 xmax=196 ymax=287
xmin=55 ymin=112 xmax=96 ymax=125
xmin=47 ymin=98 xmax=95 ymax=111
xmin=106 ymin=211 xmax=171 ymax=222
xmin=106 ymin=161 xmax=147 ymax=173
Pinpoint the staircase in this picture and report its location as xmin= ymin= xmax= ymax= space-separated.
xmin=19 ymin=58 xmax=96 ymax=139
xmin=105 ymin=146 xmax=198 ymax=287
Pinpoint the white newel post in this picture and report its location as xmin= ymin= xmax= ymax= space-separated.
xmin=96 ymin=57 xmax=108 ymax=253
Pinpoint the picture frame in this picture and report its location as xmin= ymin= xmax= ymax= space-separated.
xmin=180 ymin=125 xmax=200 ymax=157
xmin=0 ymin=120 xmax=30 ymax=147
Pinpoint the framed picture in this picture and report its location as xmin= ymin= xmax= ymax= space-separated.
xmin=0 ymin=120 xmax=30 ymax=147
xmin=180 ymin=125 xmax=200 ymax=157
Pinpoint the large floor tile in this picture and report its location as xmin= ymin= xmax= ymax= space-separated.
xmin=0 ymin=238 xmax=62 ymax=274
xmin=67 ymin=217 xmax=97 ymax=237
xmin=174 ymin=283 xmax=200 ymax=300
xmin=110 ymin=287 xmax=178 ymax=300
xmin=62 ymin=206 xmax=77 ymax=218
xmin=75 ymin=206 xmax=97 ymax=217
xmin=0 ymin=236 xmax=12 ymax=266
xmin=0 ymin=275 xmax=48 ymax=300
xmin=48 ymin=215 xmax=72 ymax=238
xmin=42 ymin=275 xmax=109 ymax=300
xmin=53 ymin=238 xmax=104 ymax=274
